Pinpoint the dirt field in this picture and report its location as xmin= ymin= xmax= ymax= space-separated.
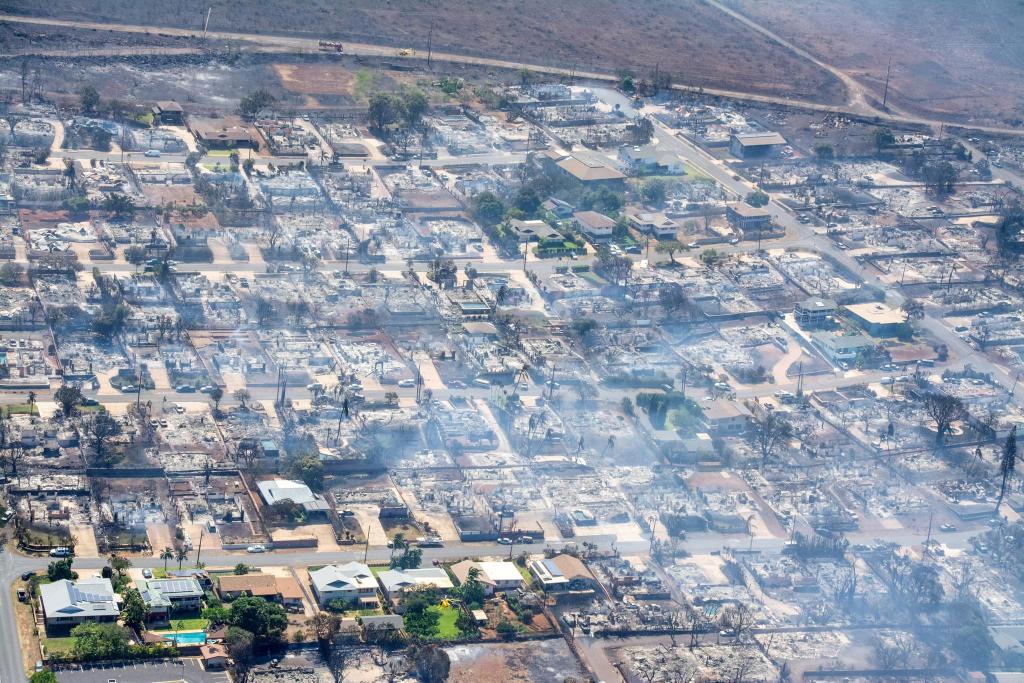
xmin=445 ymin=640 xmax=586 ymax=683
xmin=7 ymin=0 xmax=845 ymax=104
xmin=728 ymin=0 xmax=1024 ymax=126
xmin=273 ymin=63 xmax=355 ymax=95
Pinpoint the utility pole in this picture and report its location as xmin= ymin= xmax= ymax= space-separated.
xmin=426 ymin=19 xmax=434 ymax=70
xmin=924 ymin=509 xmax=933 ymax=551
xmin=195 ymin=528 xmax=204 ymax=568
xmin=882 ymin=56 xmax=892 ymax=110
xmin=415 ymin=364 xmax=423 ymax=404
xmin=680 ymin=365 xmax=688 ymax=398
xmin=796 ymin=361 xmax=804 ymax=397
xmin=547 ymin=364 xmax=556 ymax=400
xmin=202 ymin=7 xmax=213 ymax=40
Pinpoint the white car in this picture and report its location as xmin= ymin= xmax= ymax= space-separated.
xmin=397 ymin=379 xmax=416 ymax=388
xmin=49 ymin=547 xmax=71 ymax=557
xmin=246 ymin=544 xmax=267 ymax=553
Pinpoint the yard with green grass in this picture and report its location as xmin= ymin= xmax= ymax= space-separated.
xmin=430 ymin=604 xmax=461 ymax=639
xmin=153 ymin=617 xmax=208 ymax=632
xmin=41 ymin=636 xmax=76 ymax=654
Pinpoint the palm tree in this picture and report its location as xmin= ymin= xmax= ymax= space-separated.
xmin=26 ymin=391 xmax=36 ymax=416
xmin=390 ymin=532 xmax=405 ymax=561
xmin=997 ymin=426 xmax=1018 ymax=514
xmin=160 ymin=547 xmax=174 ymax=573
xmin=176 ymin=548 xmax=189 ymax=570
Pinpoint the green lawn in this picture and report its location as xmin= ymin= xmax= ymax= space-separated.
xmin=430 ymin=605 xmax=461 ymax=639
xmin=4 ymin=403 xmax=37 ymax=416
xmin=153 ymin=617 xmax=209 ymax=632
xmin=42 ymin=637 xmax=76 ymax=654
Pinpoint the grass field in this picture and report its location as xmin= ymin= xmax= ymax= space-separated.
xmin=154 ymin=617 xmax=209 ymax=632
xmin=41 ymin=636 xmax=76 ymax=654
xmin=429 ymin=605 xmax=461 ymax=639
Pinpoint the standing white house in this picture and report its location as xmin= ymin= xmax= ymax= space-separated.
xmin=308 ymin=562 xmax=379 ymax=607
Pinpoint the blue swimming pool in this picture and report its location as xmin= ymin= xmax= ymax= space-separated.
xmin=163 ymin=631 xmax=207 ymax=645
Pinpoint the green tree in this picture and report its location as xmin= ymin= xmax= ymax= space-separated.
xmin=103 ymin=193 xmax=135 ymax=218
xmin=124 ymin=246 xmax=147 ymax=271
xmin=228 ymin=596 xmax=288 ymax=644
xmin=514 ymin=188 xmax=541 ymax=216
xmin=814 ymin=144 xmax=835 ymax=162
xmin=71 ymin=623 xmax=131 ymax=661
xmin=459 ymin=566 xmax=486 ymax=607
xmin=238 ymin=89 xmax=276 ymax=118
xmin=923 ymin=161 xmax=957 ymax=195
xmin=224 ymin=627 xmax=254 ymax=674
xmin=120 ymin=587 xmax=149 ymax=630
xmin=47 ymin=557 xmax=77 ymax=582
xmin=54 ymin=383 xmax=83 ymax=418
xmin=391 ymin=546 xmax=423 ymax=570
xmin=745 ymin=190 xmax=769 ymax=207
xmin=496 ymin=619 xmax=518 ymax=640
xmin=30 ymin=672 xmax=58 ymax=683
xmin=367 ymin=93 xmax=407 ymax=133
xmin=160 ymin=547 xmax=174 ymax=572
xmin=471 ymin=191 xmax=506 ymax=226
xmin=401 ymin=89 xmax=429 ymax=125
xmin=874 ymin=127 xmax=896 ymax=152
xmin=288 ymin=453 xmax=324 ymax=492
xmin=641 ymin=178 xmax=667 ymax=206
xmin=654 ymin=240 xmax=684 ymax=263
xmin=79 ymin=85 xmax=100 ymax=114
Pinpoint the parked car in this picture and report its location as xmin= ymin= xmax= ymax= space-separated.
xmin=496 ymin=537 xmax=513 ymax=545
xmin=21 ymin=571 xmax=35 ymax=581
xmin=397 ymin=379 xmax=416 ymax=388
xmin=176 ymin=385 xmax=196 ymax=393
xmin=142 ymin=569 xmax=153 ymax=579
xmin=939 ymin=523 xmax=957 ymax=532
xmin=199 ymin=385 xmax=215 ymax=394
xmin=246 ymin=544 xmax=267 ymax=553
xmin=144 ymin=149 xmax=162 ymax=158
xmin=49 ymin=547 xmax=71 ymax=557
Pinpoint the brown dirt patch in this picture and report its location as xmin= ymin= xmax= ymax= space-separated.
xmin=274 ymin=63 xmax=356 ymax=95
xmin=12 ymin=582 xmax=41 ymax=675
xmin=730 ymin=0 xmax=1024 ymax=125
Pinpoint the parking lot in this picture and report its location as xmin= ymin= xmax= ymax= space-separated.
xmin=55 ymin=658 xmax=230 ymax=683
